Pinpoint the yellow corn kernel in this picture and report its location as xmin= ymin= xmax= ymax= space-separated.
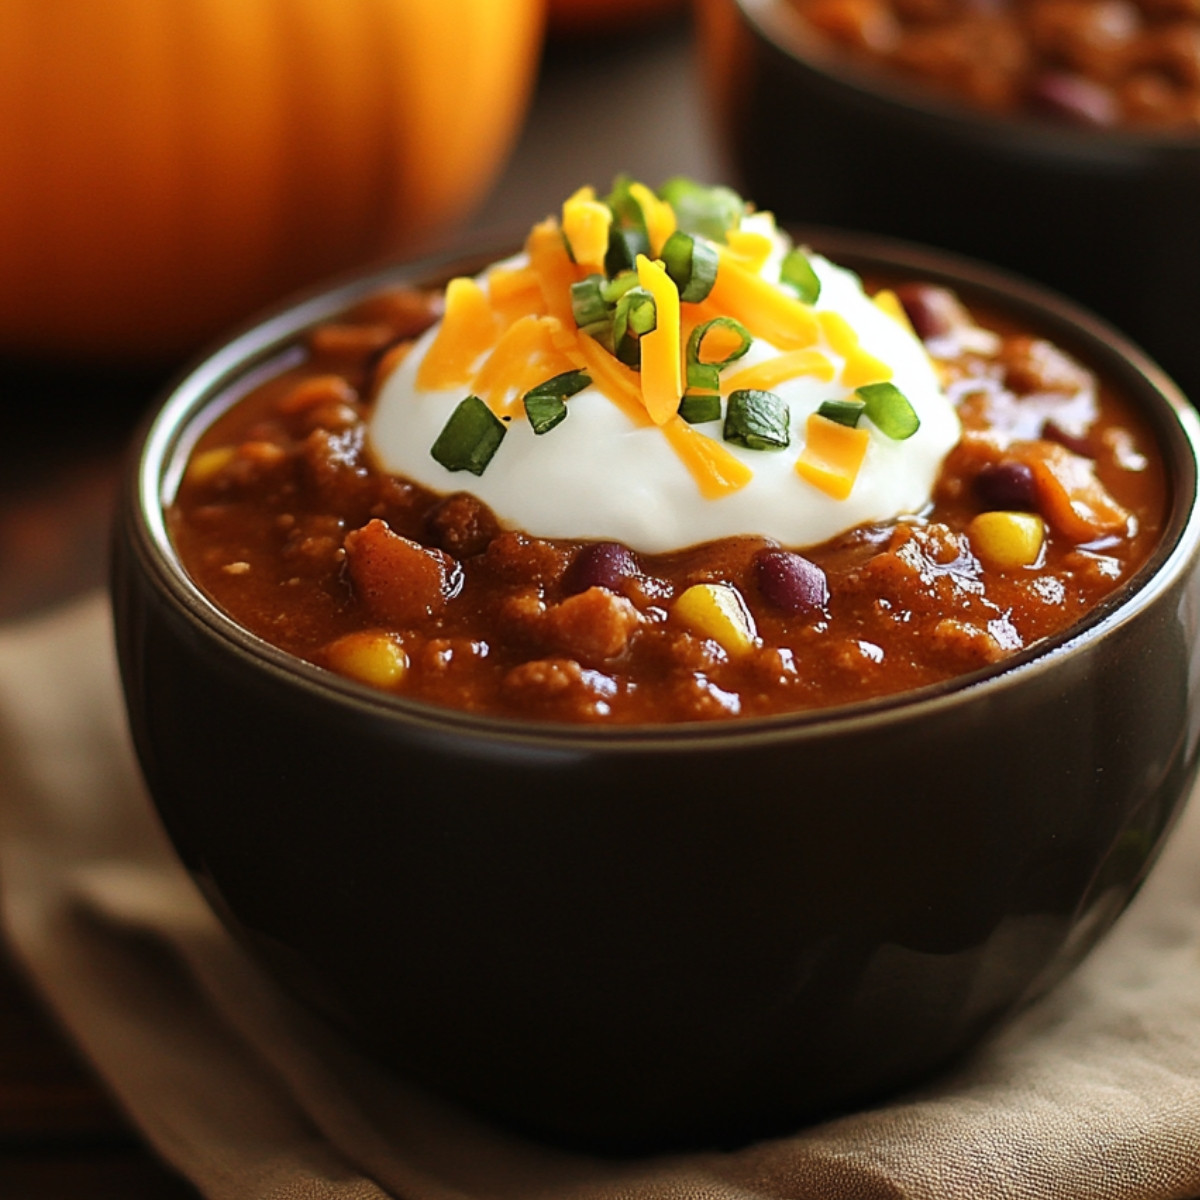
xmin=324 ymin=631 xmax=409 ymax=689
xmin=673 ymin=582 xmax=758 ymax=656
xmin=186 ymin=445 xmax=237 ymax=485
xmin=968 ymin=511 xmax=1045 ymax=569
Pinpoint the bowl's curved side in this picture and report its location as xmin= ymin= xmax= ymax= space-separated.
xmin=112 ymin=506 xmax=1200 ymax=1152
xmin=697 ymin=0 xmax=1200 ymax=404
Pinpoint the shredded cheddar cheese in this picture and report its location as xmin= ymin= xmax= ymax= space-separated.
xmin=796 ymin=412 xmax=870 ymax=499
xmin=561 ymin=186 xmax=612 ymax=276
xmin=471 ymin=315 xmax=578 ymax=415
xmin=709 ymin=248 xmax=819 ymax=350
xmin=725 ymin=227 xmax=775 ymax=273
xmin=526 ymin=218 xmax=583 ymax=327
xmin=628 ymin=181 xmax=677 ymax=257
xmin=817 ymin=309 xmax=894 ymax=388
xmin=662 ymin=416 xmax=754 ymax=498
xmin=721 ymin=348 xmax=836 ymax=394
xmin=416 ymin=277 xmax=499 ymax=390
xmin=635 ymin=254 xmax=683 ymax=425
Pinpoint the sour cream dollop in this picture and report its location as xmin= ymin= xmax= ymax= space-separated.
xmin=370 ymin=213 xmax=960 ymax=555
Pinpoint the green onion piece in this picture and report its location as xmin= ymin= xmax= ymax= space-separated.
xmin=524 ymin=368 xmax=591 ymax=402
xmin=605 ymin=226 xmax=650 ymax=276
xmin=524 ymin=392 xmax=568 ymax=435
xmin=613 ymin=286 xmax=656 ymax=354
xmin=686 ymin=316 xmax=752 ymax=395
xmin=660 ymin=230 xmax=719 ymax=303
xmin=687 ymin=361 xmax=721 ymax=392
xmin=570 ymin=276 xmax=608 ymax=328
xmin=857 ymin=382 xmax=921 ymax=440
xmin=724 ymin=388 xmax=791 ymax=451
xmin=678 ymin=391 xmax=722 ymax=424
xmin=657 ymin=177 xmax=746 ymax=242
xmin=780 ymin=248 xmax=821 ymax=304
xmin=817 ymin=398 xmax=865 ymax=428
xmin=604 ymin=174 xmax=649 ymax=232
xmin=430 ymin=395 xmax=507 ymax=475
xmin=601 ymin=270 xmax=640 ymax=303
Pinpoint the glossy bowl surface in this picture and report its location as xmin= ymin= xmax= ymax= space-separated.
xmin=113 ymin=234 xmax=1200 ymax=1153
xmin=697 ymin=0 xmax=1200 ymax=404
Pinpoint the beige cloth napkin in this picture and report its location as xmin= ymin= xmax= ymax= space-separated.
xmin=2 ymin=594 xmax=1200 ymax=1200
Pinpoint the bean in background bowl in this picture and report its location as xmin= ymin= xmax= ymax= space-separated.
xmin=697 ymin=0 xmax=1200 ymax=404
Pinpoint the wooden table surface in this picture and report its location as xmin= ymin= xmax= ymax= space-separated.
xmin=0 ymin=17 xmax=718 ymax=1194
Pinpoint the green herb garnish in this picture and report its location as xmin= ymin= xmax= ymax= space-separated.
xmin=857 ymin=382 xmax=921 ymax=440
xmin=656 ymin=177 xmax=746 ymax=242
xmin=431 ymin=396 xmax=507 ymax=475
xmin=678 ymin=391 xmax=722 ymax=424
xmin=724 ymin=388 xmax=790 ymax=450
xmin=522 ymin=369 xmax=590 ymax=435
xmin=780 ymin=248 xmax=821 ymax=304
xmin=570 ymin=276 xmax=608 ymax=328
xmin=524 ymin=392 xmax=568 ymax=434
xmin=686 ymin=316 xmax=752 ymax=393
xmin=817 ymin=398 xmax=866 ymax=428
xmin=660 ymin=230 xmax=719 ymax=303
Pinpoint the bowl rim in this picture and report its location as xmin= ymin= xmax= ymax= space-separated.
xmin=123 ymin=229 xmax=1200 ymax=751
xmin=730 ymin=0 xmax=1200 ymax=154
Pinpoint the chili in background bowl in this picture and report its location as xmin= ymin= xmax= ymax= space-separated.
xmin=696 ymin=0 xmax=1200 ymax=406
xmin=112 ymin=233 xmax=1200 ymax=1153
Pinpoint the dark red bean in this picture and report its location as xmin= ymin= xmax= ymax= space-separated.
xmin=565 ymin=541 xmax=639 ymax=594
xmin=1027 ymin=71 xmax=1119 ymax=125
xmin=973 ymin=460 xmax=1037 ymax=510
xmin=891 ymin=283 xmax=973 ymax=342
xmin=755 ymin=549 xmax=830 ymax=613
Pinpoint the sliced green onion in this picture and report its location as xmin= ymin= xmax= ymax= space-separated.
xmin=687 ymin=361 xmax=721 ymax=392
xmin=601 ymin=270 xmax=640 ymax=303
xmin=660 ymin=230 xmax=719 ymax=303
xmin=616 ymin=287 xmax=657 ymax=336
xmin=857 ymin=381 xmax=921 ymax=440
xmin=605 ymin=174 xmax=649 ymax=232
xmin=724 ymin=388 xmax=791 ymax=451
xmin=656 ymin=177 xmax=745 ymax=242
xmin=570 ymin=276 xmax=608 ymax=328
xmin=780 ymin=248 xmax=821 ymax=304
xmin=524 ymin=392 xmax=568 ymax=435
xmin=678 ymin=391 xmax=722 ymax=424
xmin=685 ymin=316 xmax=752 ymax=395
xmin=525 ymin=368 xmax=591 ymax=401
xmin=605 ymin=226 xmax=650 ymax=276
xmin=431 ymin=395 xmax=507 ymax=475
xmin=817 ymin=398 xmax=865 ymax=427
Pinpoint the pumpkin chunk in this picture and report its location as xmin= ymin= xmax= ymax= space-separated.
xmin=1015 ymin=440 xmax=1131 ymax=541
xmin=344 ymin=519 xmax=460 ymax=625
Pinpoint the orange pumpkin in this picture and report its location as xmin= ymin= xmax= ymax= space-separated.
xmin=0 ymin=0 xmax=544 ymax=364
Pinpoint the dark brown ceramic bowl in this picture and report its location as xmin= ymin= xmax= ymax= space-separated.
xmin=696 ymin=0 xmax=1200 ymax=405
xmin=112 ymin=232 xmax=1200 ymax=1154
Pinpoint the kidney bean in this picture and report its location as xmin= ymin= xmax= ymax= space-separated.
xmin=755 ymin=549 xmax=830 ymax=613
xmin=973 ymin=460 xmax=1038 ymax=510
xmin=892 ymin=283 xmax=974 ymax=341
xmin=565 ymin=541 xmax=640 ymax=594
